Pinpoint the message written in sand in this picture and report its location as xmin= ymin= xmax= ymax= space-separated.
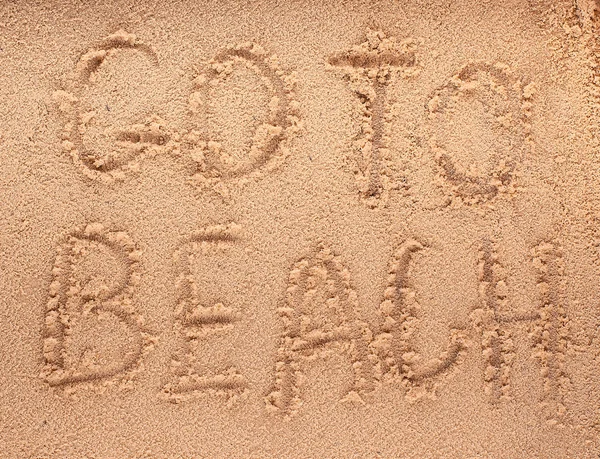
xmin=44 ymin=31 xmax=566 ymax=424
xmin=53 ymin=30 xmax=532 ymax=206
xmin=42 ymin=222 xmax=569 ymax=424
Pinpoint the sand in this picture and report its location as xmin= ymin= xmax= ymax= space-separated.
xmin=2 ymin=0 xmax=600 ymax=457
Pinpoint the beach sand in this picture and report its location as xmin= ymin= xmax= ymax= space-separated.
xmin=2 ymin=0 xmax=600 ymax=457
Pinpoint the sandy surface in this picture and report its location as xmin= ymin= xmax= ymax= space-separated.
xmin=2 ymin=0 xmax=600 ymax=457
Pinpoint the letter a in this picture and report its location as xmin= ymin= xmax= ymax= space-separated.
xmin=266 ymin=244 xmax=373 ymax=415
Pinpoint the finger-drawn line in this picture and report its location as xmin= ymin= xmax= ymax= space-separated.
xmin=370 ymin=240 xmax=467 ymax=399
xmin=53 ymin=30 xmax=168 ymax=182
xmin=265 ymin=244 xmax=374 ymax=416
xmin=328 ymin=30 xmax=418 ymax=208
xmin=471 ymin=240 xmax=528 ymax=402
xmin=427 ymin=61 xmax=534 ymax=205
xmin=42 ymin=223 xmax=150 ymax=388
xmin=187 ymin=42 xmax=301 ymax=194
xmin=530 ymin=241 xmax=570 ymax=425
xmin=471 ymin=240 xmax=570 ymax=420
xmin=162 ymin=223 xmax=248 ymax=401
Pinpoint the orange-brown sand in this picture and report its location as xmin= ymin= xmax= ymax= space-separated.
xmin=2 ymin=0 xmax=600 ymax=457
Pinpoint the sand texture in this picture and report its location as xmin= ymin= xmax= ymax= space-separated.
xmin=3 ymin=0 xmax=600 ymax=457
